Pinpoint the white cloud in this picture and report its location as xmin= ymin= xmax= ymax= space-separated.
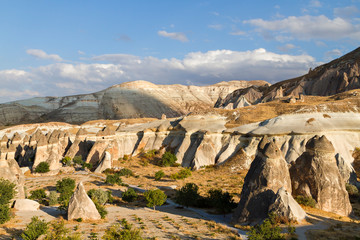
xmin=0 ymin=48 xmax=318 ymax=103
xmin=245 ymin=15 xmax=360 ymax=41
xmin=230 ymin=30 xmax=246 ymax=36
xmin=26 ymin=49 xmax=63 ymax=61
xmin=334 ymin=6 xmax=359 ymax=19
xmin=278 ymin=44 xmax=296 ymax=52
xmin=208 ymin=24 xmax=223 ymax=30
xmin=157 ymin=30 xmax=189 ymax=42
xmin=324 ymin=49 xmax=342 ymax=61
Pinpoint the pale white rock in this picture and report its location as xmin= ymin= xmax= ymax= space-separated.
xmin=13 ymin=199 xmax=40 ymax=211
xmin=95 ymin=151 xmax=112 ymax=173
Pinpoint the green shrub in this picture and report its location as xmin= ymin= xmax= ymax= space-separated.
xmin=170 ymin=168 xmax=192 ymax=180
xmin=295 ymin=195 xmax=316 ymax=208
xmin=56 ymin=178 xmax=75 ymax=210
xmin=159 ymin=151 xmax=177 ymax=167
xmin=87 ymin=189 xmax=109 ymax=205
xmin=94 ymin=201 xmax=107 ymax=219
xmin=105 ymin=174 xmax=123 ymax=185
xmin=346 ymin=183 xmax=359 ymax=197
xmin=61 ymin=156 xmax=72 ymax=166
xmin=48 ymin=191 xmax=58 ymax=206
xmin=155 ymin=170 xmax=165 ymax=181
xmin=0 ymin=178 xmax=16 ymax=205
xmin=248 ymin=213 xmax=285 ymax=240
xmin=0 ymin=204 xmax=11 ymax=224
xmin=175 ymin=183 xmax=200 ymax=208
xmin=34 ymin=162 xmax=50 ymax=173
xmin=21 ymin=216 xmax=48 ymax=240
xmin=29 ymin=189 xmax=47 ymax=201
xmin=72 ymin=155 xmax=83 ymax=166
xmin=143 ymin=149 xmax=157 ymax=159
xmin=123 ymin=155 xmax=129 ymax=161
xmin=44 ymin=219 xmax=81 ymax=240
xmin=117 ymin=168 xmax=134 ymax=177
xmin=103 ymin=219 xmax=143 ymax=240
xmin=144 ymin=189 xmax=167 ymax=210
xmin=83 ymin=162 xmax=93 ymax=170
xmin=107 ymin=190 xmax=114 ymax=204
xmin=122 ymin=188 xmax=138 ymax=202
xmin=207 ymin=189 xmax=237 ymax=214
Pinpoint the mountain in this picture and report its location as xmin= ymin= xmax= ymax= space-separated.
xmin=215 ymin=47 xmax=360 ymax=109
xmin=0 ymin=80 xmax=268 ymax=126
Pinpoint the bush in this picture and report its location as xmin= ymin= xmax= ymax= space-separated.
xmin=44 ymin=219 xmax=81 ymax=240
xmin=61 ymin=156 xmax=72 ymax=166
xmin=175 ymin=183 xmax=200 ymax=208
xmin=207 ymin=189 xmax=237 ymax=214
xmin=106 ymin=174 xmax=123 ymax=185
xmin=72 ymin=155 xmax=83 ymax=166
xmin=0 ymin=178 xmax=16 ymax=205
xmin=107 ymin=190 xmax=114 ymax=204
xmin=346 ymin=183 xmax=359 ymax=197
xmin=117 ymin=168 xmax=134 ymax=177
xmin=144 ymin=189 xmax=167 ymax=210
xmin=122 ymin=188 xmax=138 ymax=202
xmin=94 ymin=201 xmax=107 ymax=219
xmin=0 ymin=204 xmax=11 ymax=224
xmin=29 ymin=189 xmax=47 ymax=201
xmin=103 ymin=219 xmax=143 ymax=240
xmin=295 ymin=195 xmax=316 ymax=208
xmin=48 ymin=191 xmax=58 ymax=206
xmin=143 ymin=149 xmax=157 ymax=159
xmin=21 ymin=216 xmax=48 ymax=240
xmin=87 ymin=189 xmax=109 ymax=205
xmin=159 ymin=151 xmax=177 ymax=167
xmin=155 ymin=170 xmax=165 ymax=181
xmin=56 ymin=178 xmax=76 ymax=210
xmin=170 ymin=168 xmax=192 ymax=180
xmin=248 ymin=213 xmax=285 ymax=240
xmin=34 ymin=162 xmax=50 ymax=173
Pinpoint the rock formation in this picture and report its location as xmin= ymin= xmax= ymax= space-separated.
xmin=13 ymin=199 xmax=40 ymax=211
xmin=94 ymin=151 xmax=112 ymax=173
xmin=68 ymin=182 xmax=101 ymax=220
xmin=289 ymin=135 xmax=352 ymax=216
xmin=231 ymin=139 xmax=293 ymax=224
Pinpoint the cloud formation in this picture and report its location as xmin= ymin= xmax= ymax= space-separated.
xmin=26 ymin=49 xmax=63 ymax=61
xmin=245 ymin=15 xmax=360 ymax=41
xmin=0 ymin=48 xmax=317 ymax=103
xmin=158 ymin=30 xmax=189 ymax=42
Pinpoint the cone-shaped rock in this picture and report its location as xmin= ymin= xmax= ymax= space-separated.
xmin=268 ymin=187 xmax=306 ymax=222
xmin=68 ymin=182 xmax=101 ymax=220
xmin=289 ymin=135 xmax=352 ymax=216
xmin=231 ymin=140 xmax=292 ymax=224
xmin=94 ymin=151 xmax=112 ymax=173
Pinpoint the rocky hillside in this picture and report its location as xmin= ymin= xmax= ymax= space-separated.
xmin=0 ymin=80 xmax=268 ymax=126
xmin=215 ymin=47 xmax=360 ymax=109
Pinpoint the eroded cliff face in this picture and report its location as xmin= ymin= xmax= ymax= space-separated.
xmin=0 ymin=80 xmax=268 ymax=126
xmin=216 ymin=47 xmax=360 ymax=109
xmin=0 ymin=113 xmax=359 ymax=184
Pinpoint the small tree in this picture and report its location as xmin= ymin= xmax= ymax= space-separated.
xmin=170 ymin=168 xmax=192 ymax=180
xmin=144 ymin=189 xmax=167 ymax=210
xmin=103 ymin=219 xmax=143 ymax=240
xmin=48 ymin=191 xmax=58 ymax=206
xmin=0 ymin=178 xmax=16 ymax=205
xmin=122 ymin=188 xmax=138 ymax=202
xmin=0 ymin=204 xmax=11 ymax=224
xmin=248 ymin=213 xmax=285 ymax=240
xmin=56 ymin=178 xmax=76 ymax=210
xmin=207 ymin=189 xmax=236 ymax=214
xmin=105 ymin=174 xmax=123 ymax=185
xmin=29 ymin=189 xmax=47 ymax=201
xmin=175 ymin=183 xmax=200 ymax=208
xmin=159 ymin=151 xmax=177 ymax=167
xmin=61 ymin=156 xmax=72 ymax=166
xmin=34 ymin=162 xmax=50 ymax=173
xmin=21 ymin=216 xmax=48 ymax=240
xmin=155 ymin=170 xmax=165 ymax=181
xmin=87 ymin=189 xmax=109 ymax=205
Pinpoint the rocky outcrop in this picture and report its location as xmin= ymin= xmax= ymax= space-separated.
xmin=231 ymin=140 xmax=292 ymax=224
xmin=68 ymin=182 xmax=101 ymax=220
xmin=13 ymin=199 xmax=40 ymax=211
xmin=289 ymin=135 xmax=352 ymax=216
xmin=216 ymin=47 xmax=360 ymax=109
xmin=94 ymin=151 xmax=112 ymax=173
xmin=0 ymin=80 xmax=268 ymax=126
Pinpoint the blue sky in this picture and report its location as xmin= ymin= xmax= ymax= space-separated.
xmin=0 ymin=0 xmax=359 ymax=102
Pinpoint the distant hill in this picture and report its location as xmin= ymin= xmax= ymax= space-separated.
xmin=215 ymin=47 xmax=360 ymax=109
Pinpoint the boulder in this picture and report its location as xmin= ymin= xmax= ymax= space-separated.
xmin=289 ymin=135 xmax=352 ymax=216
xmin=231 ymin=139 xmax=292 ymax=224
xmin=336 ymin=153 xmax=358 ymax=186
xmin=68 ymin=182 xmax=101 ymax=220
xmin=94 ymin=151 xmax=112 ymax=173
xmin=13 ymin=199 xmax=40 ymax=211
xmin=268 ymin=187 xmax=306 ymax=222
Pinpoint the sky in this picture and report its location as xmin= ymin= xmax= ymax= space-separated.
xmin=0 ymin=0 xmax=359 ymax=103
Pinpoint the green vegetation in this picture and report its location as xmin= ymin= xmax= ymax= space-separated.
xmin=117 ymin=168 xmax=134 ymax=177
xmin=34 ymin=162 xmax=50 ymax=173
xmin=346 ymin=183 xmax=359 ymax=197
xmin=103 ymin=218 xmax=143 ymax=240
xmin=170 ymin=167 xmax=192 ymax=180
xmin=207 ymin=189 xmax=236 ymax=214
xmin=94 ymin=201 xmax=108 ymax=219
xmin=72 ymin=155 xmax=92 ymax=170
xmin=143 ymin=149 xmax=157 ymax=159
xmin=21 ymin=216 xmax=48 ymax=240
xmin=295 ymin=195 xmax=316 ymax=208
xmin=61 ymin=156 xmax=72 ymax=166
xmin=122 ymin=188 xmax=138 ymax=202
xmin=87 ymin=188 xmax=109 ymax=205
xmin=159 ymin=151 xmax=177 ymax=167
xmin=154 ymin=170 xmax=165 ymax=181
xmin=175 ymin=183 xmax=200 ymax=208
xmin=29 ymin=189 xmax=47 ymax=202
xmin=248 ymin=213 xmax=285 ymax=240
xmin=56 ymin=178 xmax=76 ymax=210
xmin=144 ymin=189 xmax=167 ymax=210
xmin=105 ymin=174 xmax=123 ymax=185
xmin=44 ymin=220 xmax=81 ymax=240
xmin=0 ymin=178 xmax=16 ymax=224
xmin=48 ymin=191 xmax=58 ymax=206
